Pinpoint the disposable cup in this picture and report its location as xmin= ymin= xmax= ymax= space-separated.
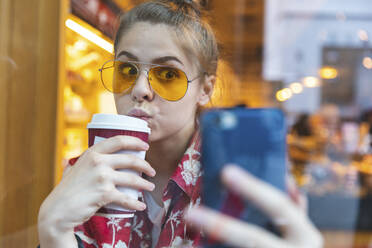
xmin=87 ymin=113 xmax=151 ymax=218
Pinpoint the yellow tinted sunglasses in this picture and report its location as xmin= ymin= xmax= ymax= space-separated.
xmin=99 ymin=60 xmax=202 ymax=101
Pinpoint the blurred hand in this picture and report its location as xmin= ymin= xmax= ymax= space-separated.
xmin=38 ymin=135 xmax=156 ymax=248
xmin=185 ymin=165 xmax=323 ymax=248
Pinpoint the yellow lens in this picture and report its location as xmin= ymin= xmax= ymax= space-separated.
xmin=101 ymin=61 xmax=137 ymax=93
xmin=149 ymin=66 xmax=188 ymax=101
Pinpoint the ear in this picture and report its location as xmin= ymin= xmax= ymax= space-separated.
xmin=197 ymin=74 xmax=216 ymax=106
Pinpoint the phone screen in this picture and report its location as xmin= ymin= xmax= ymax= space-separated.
xmin=200 ymin=107 xmax=287 ymax=247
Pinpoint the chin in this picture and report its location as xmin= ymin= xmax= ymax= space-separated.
xmin=148 ymin=133 xmax=160 ymax=143
xmin=147 ymin=127 xmax=159 ymax=143
xmin=147 ymin=129 xmax=170 ymax=144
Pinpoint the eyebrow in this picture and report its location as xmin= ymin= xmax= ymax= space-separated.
xmin=117 ymin=51 xmax=138 ymax=60
xmin=153 ymin=56 xmax=184 ymax=66
xmin=117 ymin=50 xmax=184 ymax=66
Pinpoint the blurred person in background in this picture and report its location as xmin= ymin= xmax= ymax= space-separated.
xmin=288 ymin=113 xmax=317 ymax=186
xmin=317 ymin=104 xmax=344 ymax=162
xmin=359 ymin=109 xmax=372 ymax=154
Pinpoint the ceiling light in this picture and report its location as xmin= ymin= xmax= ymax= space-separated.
xmin=65 ymin=19 xmax=113 ymax=54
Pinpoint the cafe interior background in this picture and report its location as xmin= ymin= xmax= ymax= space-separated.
xmin=1 ymin=0 xmax=372 ymax=247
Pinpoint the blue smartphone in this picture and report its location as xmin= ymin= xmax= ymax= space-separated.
xmin=200 ymin=107 xmax=287 ymax=247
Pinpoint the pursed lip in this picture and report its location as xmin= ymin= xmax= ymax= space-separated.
xmin=127 ymin=108 xmax=152 ymax=121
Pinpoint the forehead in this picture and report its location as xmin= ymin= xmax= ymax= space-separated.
xmin=116 ymin=22 xmax=192 ymax=65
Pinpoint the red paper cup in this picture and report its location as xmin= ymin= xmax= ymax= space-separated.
xmin=87 ymin=114 xmax=151 ymax=218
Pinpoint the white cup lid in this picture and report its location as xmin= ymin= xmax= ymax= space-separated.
xmin=87 ymin=114 xmax=151 ymax=134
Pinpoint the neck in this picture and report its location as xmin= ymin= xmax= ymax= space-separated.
xmin=146 ymin=121 xmax=196 ymax=176
xmin=144 ymin=120 xmax=196 ymax=206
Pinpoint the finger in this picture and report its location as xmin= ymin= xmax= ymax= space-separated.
xmin=221 ymin=165 xmax=319 ymax=238
xmin=185 ymin=206 xmax=290 ymax=248
xmin=91 ymin=135 xmax=149 ymax=154
xmin=62 ymin=163 xmax=73 ymax=179
xmin=103 ymin=153 xmax=156 ymax=177
xmin=112 ymin=171 xmax=155 ymax=192
xmin=108 ymin=189 xmax=147 ymax=211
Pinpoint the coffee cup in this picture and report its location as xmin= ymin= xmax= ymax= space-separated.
xmin=87 ymin=113 xmax=151 ymax=218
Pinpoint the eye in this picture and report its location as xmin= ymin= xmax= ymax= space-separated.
xmin=155 ymin=67 xmax=180 ymax=81
xmin=119 ymin=63 xmax=138 ymax=77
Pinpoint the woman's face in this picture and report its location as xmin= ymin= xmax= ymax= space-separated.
xmin=114 ymin=22 xmax=212 ymax=142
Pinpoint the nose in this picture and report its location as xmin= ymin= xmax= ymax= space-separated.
xmin=130 ymin=71 xmax=154 ymax=102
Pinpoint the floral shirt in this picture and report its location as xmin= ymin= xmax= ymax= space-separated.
xmin=37 ymin=130 xmax=302 ymax=248
xmin=73 ymin=131 xmax=203 ymax=248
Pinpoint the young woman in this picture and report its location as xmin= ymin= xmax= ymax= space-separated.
xmin=38 ymin=1 xmax=322 ymax=247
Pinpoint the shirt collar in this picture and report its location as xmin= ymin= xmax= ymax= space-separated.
xmin=168 ymin=129 xmax=202 ymax=201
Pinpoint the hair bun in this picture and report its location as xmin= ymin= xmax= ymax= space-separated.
xmin=167 ymin=0 xmax=209 ymax=16
xmin=183 ymin=0 xmax=208 ymax=7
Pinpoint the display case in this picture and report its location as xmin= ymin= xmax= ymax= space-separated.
xmin=59 ymin=13 xmax=117 ymax=181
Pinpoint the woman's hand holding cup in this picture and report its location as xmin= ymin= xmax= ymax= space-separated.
xmin=38 ymin=115 xmax=155 ymax=248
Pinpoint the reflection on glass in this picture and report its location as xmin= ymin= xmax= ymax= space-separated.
xmin=264 ymin=0 xmax=372 ymax=245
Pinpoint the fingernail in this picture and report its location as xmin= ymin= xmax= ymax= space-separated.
xmin=223 ymin=165 xmax=245 ymax=181
xmin=143 ymin=143 xmax=150 ymax=150
xmin=149 ymin=183 xmax=155 ymax=191
xmin=150 ymin=169 xmax=156 ymax=177
xmin=139 ymin=202 xmax=146 ymax=210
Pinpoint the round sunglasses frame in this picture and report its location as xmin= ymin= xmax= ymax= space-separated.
xmin=99 ymin=59 xmax=203 ymax=101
